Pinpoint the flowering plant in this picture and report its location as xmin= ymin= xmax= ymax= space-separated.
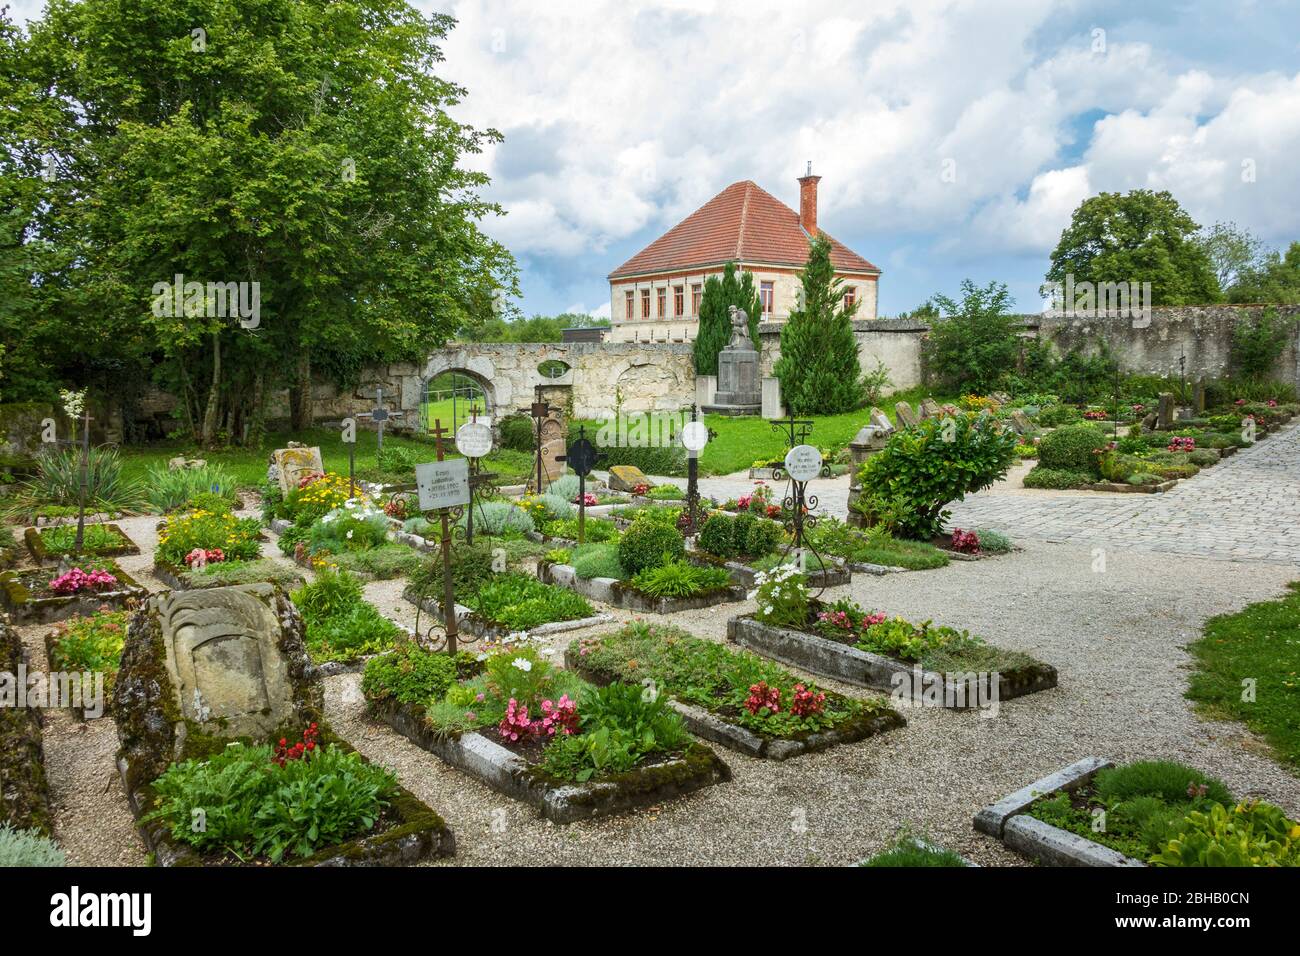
xmin=753 ymin=564 xmax=809 ymax=629
xmin=273 ymin=723 xmax=320 ymax=766
xmin=157 ymin=509 xmax=261 ymax=566
xmin=789 ymin=684 xmax=826 ymax=717
xmin=575 ymin=492 xmax=599 ymax=507
xmin=631 ymin=482 xmax=650 ymax=496
xmin=383 ymin=497 xmax=407 ymax=520
xmin=1083 ymin=409 xmax=1106 ymax=420
xmin=308 ymin=501 xmax=391 ymax=555
xmin=184 ymin=547 xmax=225 ymax=567
xmin=737 ymin=481 xmax=774 ymax=515
xmin=49 ymin=567 xmax=119 ymax=594
xmin=284 ymin=471 xmax=356 ymax=523
xmin=744 ymin=682 xmax=781 ymax=715
xmin=950 ymin=528 xmax=981 ymax=554
xmin=1167 ymin=436 xmax=1196 ymax=453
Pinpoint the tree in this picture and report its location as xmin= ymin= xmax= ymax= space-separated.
xmin=1046 ymin=190 xmax=1220 ymax=306
xmin=1197 ymin=221 xmax=1265 ymax=292
xmin=13 ymin=0 xmax=516 ymax=444
xmin=773 ymin=234 xmax=863 ymax=415
xmin=1231 ymin=307 xmax=1295 ymax=380
xmin=922 ymin=279 xmax=1019 ymax=395
xmin=458 ymin=312 xmax=609 ymax=343
xmin=692 ymin=262 xmax=760 ymax=375
xmin=1228 ymin=242 xmax=1300 ymax=305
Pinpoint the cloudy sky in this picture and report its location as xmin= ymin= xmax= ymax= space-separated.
xmin=11 ymin=0 xmax=1300 ymax=317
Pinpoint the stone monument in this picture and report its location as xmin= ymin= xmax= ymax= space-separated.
xmin=702 ymin=305 xmax=761 ymax=416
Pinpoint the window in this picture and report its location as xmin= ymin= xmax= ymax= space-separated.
xmin=674 ymin=286 xmax=684 ymax=317
xmin=624 ymin=290 xmax=634 ymax=320
xmin=640 ymin=288 xmax=650 ymax=319
xmin=760 ymin=280 xmax=775 ymax=316
xmin=691 ymin=283 xmax=702 ymax=315
xmin=844 ymin=286 xmax=856 ymax=308
xmin=656 ymin=287 xmax=666 ymax=318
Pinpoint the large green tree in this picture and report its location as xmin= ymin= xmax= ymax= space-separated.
xmin=1045 ymin=190 xmax=1220 ymax=306
xmin=922 ymin=279 xmax=1021 ymax=395
xmin=1228 ymin=242 xmax=1300 ymax=305
xmin=11 ymin=0 xmax=515 ymax=443
xmin=773 ymin=234 xmax=863 ymax=415
xmin=692 ymin=262 xmax=760 ymax=375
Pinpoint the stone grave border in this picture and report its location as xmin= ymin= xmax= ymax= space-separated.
xmin=973 ymin=756 xmax=1146 ymax=867
xmin=686 ymin=551 xmax=851 ymax=590
xmin=368 ymin=695 xmax=729 ymax=823
xmin=152 ymin=558 xmax=306 ymax=593
xmin=564 ymin=647 xmax=905 ymax=760
xmin=1 ymin=561 xmax=145 ymax=625
xmin=536 ymin=559 xmax=747 ymax=615
xmin=0 ymin=620 xmax=54 ymax=836
xmin=726 ymin=614 xmax=1058 ymax=706
xmin=24 ymin=523 xmax=141 ymax=565
xmin=402 ymin=585 xmax=613 ymax=640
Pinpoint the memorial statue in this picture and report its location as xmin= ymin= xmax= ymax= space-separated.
xmin=726 ymin=304 xmax=754 ymax=351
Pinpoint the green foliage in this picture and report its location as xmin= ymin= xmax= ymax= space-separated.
xmin=571 ymin=542 xmax=625 ymax=580
xmin=1231 ymin=308 xmax=1295 ymax=381
xmin=47 ymin=610 xmax=129 ymax=690
xmin=458 ymin=312 xmax=607 ymax=343
xmin=183 ymin=558 xmax=304 ymax=589
xmin=647 ymin=484 xmax=685 ymax=500
xmin=616 ymin=516 xmax=685 ymax=575
xmin=146 ymin=741 xmax=397 ymax=863
xmin=1022 ymin=466 xmax=1091 ymax=489
xmin=12 ymin=446 xmax=145 ymax=516
xmin=1034 ymin=404 xmax=1083 ymax=427
xmin=543 ymin=516 xmax=618 ymax=542
xmin=466 ymin=573 xmax=593 ymax=629
xmin=307 ymin=504 xmax=391 ymax=555
xmin=546 ymin=474 xmax=581 ymax=502
xmin=143 ymin=463 xmax=239 ymax=513
xmin=292 ymin=569 xmax=400 ymax=662
xmin=856 ymin=413 xmax=1018 ymax=539
xmin=1094 ymin=761 xmax=1232 ymax=808
xmin=453 ymin=501 xmax=535 ymax=537
xmin=973 ymin=529 xmax=1012 ymax=554
xmin=693 ymin=262 xmax=762 ymax=376
xmin=537 ymin=682 xmax=691 ymax=783
xmin=0 ymin=824 xmax=66 ymax=867
xmin=697 ymin=513 xmax=736 ymax=559
xmin=754 ymin=564 xmax=809 ymax=629
xmin=922 ymin=280 xmax=1020 ymax=394
xmin=362 ymin=644 xmax=461 ymax=707
xmin=630 ymin=559 xmax=730 ymax=598
xmin=773 ymin=235 xmax=864 ymax=414
xmin=805 ymin=517 xmax=949 ymax=569
xmin=497 ymin=414 xmax=535 ymax=452
xmin=39 ymin=523 xmax=132 ymax=557
xmin=1227 ymin=241 xmax=1300 ymax=305
xmin=329 ymin=542 xmax=423 ymax=580
xmin=860 ymin=835 xmax=967 ymax=868
xmin=1150 ymin=800 xmax=1300 ymax=867
xmin=407 ymin=542 xmax=496 ymax=597
xmin=1046 ymin=189 xmax=1221 ymax=305
xmin=1037 ymin=423 xmax=1107 ymax=474
xmin=696 ymin=511 xmax=782 ymax=560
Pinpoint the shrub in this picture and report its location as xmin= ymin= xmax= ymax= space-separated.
xmin=1093 ymin=760 xmax=1233 ymax=807
xmin=616 ymin=516 xmax=685 ymax=575
xmin=307 ymin=502 xmax=391 ymax=555
xmin=1037 ymin=423 xmax=1108 ymax=474
xmin=1034 ymin=404 xmax=1082 ymax=427
xmin=697 ymin=513 xmax=737 ymax=560
xmin=856 ymin=413 xmax=1018 ymax=539
xmin=0 ymin=825 xmax=66 ymax=867
xmin=362 ymin=644 xmax=462 ymax=706
xmin=1230 ymin=308 xmax=1295 ymax=381
xmin=1022 ymin=466 xmax=1091 ymax=489
xmin=144 ymin=464 xmax=239 ymax=513
xmin=456 ymin=501 xmax=534 ymax=537
xmin=630 ymin=559 xmax=730 ymax=598
xmin=14 ymin=445 xmax=145 ymax=515
xmin=408 ymin=542 xmax=497 ymax=598
xmin=497 ymin=414 xmax=535 ymax=452
xmin=744 ymin=517 xmax=783 ymax=557
xmin=920 ymin=279 xmax=1019 ymax=395
xmin=282 ymin=472 xmax=354 ymax=524
xmin=572 ymin=542 xmax=625 ymax=580
xmin=973 ymin=529 xmax=1012 ymax=554
xmin=546 ymin=474 xmax=581 ymax=502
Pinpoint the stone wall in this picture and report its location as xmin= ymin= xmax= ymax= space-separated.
xmin=757 ymin=317 xmax=929 ymax=391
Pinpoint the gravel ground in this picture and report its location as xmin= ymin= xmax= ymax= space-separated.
xmin=23 ymin=498 xmax=1300 ymax=867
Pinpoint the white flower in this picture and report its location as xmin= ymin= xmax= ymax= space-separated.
xmin=511 ymin=657 xmax=532 ymax=672
xmin=346 ymin=530 xmax=354 ymax=540
xmin=476 ymin=653 xmax=488 ymax=662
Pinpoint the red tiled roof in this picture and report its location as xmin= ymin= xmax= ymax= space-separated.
xmin=608 ymin=180 xmax=879 ymax=279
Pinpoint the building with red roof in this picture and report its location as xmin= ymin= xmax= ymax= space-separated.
xmin=606 ymin=168 xmax=880 ymax=343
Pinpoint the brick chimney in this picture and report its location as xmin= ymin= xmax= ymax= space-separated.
xmin=797 ymin=161 xmax=821 ymax=237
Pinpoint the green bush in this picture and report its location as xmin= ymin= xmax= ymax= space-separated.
xmin=292 ymin=570 xmax=401 ymax=662
xmin=498 ymin=414 xmax=535 ymax=452
xmin=144 ymin=463 xmax=239 ymax=513
xmin=1094 ymin=760 xmax=1233 ymax=807
xmin=1022 ymin=466 xmax=1091 ymax=489
xmin=362 ymin=644 xmax=462 ymax=706
xmin=1037 ymin=423 xmax=1107 ymax=473
xmin=647 ymin=484 xmax=684 ymax=500
xmin=547 ymin=474 xmax=581 ymax=502
xmin=0 ymin=825 xmax=66 ymax=867
xmin=571 ymin=542 xmax=625 ymax=580
xmin=744 ymin=517 xmax=783 ymax=557
xmin=697 ymin=513 xmax=737 ymax=560
xmin=1034 ymin=404 xmax=1082 ymax=427
xmin=855 ymin=413 xmax=1018 ymax=539
xmin=537 ymin=682 xmax=691 ymax=783
xmin=1151 ymin=800 xmax=1300 ymax=867
xmin=616 ymin=516 xmax=685 ymax=575
xmin=630 ymin=559 xmax=730 ymax=598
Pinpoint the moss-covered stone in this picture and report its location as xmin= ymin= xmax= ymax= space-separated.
xmin=0 ymin=620 xmax=54 ymax=835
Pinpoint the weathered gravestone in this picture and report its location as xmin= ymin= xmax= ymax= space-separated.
xmin=1010 ymin=410 xmax=1034 ymax=435
xmin=608 ymin=464 xmax=655 ymax=493
xmin=990 ymin=391 xmax=1013 ymax=406
xmin=869 ymin=407 xmax=894 ymax=436
xmin=271 ymin=444 xmax=325 ymax=494
xmin=895 ymin=402 xmax=921 ymax=428
xmin=920 ymin=398 xmax=943 ymax=419
xmin=1157 ymin=392 xmax=1175 ymax=430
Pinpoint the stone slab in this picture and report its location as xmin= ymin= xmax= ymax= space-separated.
xmin=973 ymin=756 xmax=1112 ymax=837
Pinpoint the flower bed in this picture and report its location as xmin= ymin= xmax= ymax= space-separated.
xmin=726 ymin=569 xmax=1056 ymax=705
xmin=975 ymin=758 xmax=1300 ymax=867
xmin=0 ymin=561 xmax=144 ymax=624
xmin=24 ymin=523 xmax=140 ymax=564
xmin=362 ymin=643 xmax=728 ymax=822
xmin=156 ymin=509 xmax=262 ymax=568
xmin=43 ymin=610 xmax=128 ymax=720
xmin=566 ymin=623 xmax=904 ymax=760
xmin=537 ymin=558 xmax=746 ymax=615
xmin=154 ymin=557 xmax=307 ymax=592
xmin=292 ymin=569 xmax=404 ymax=667
xmin=402 ymin=570 xmax=611 ymax=639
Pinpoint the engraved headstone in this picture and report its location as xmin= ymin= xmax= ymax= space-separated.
xmin=895 ymin=402 xmax=921 ymax=428
xmin=920 ymin=398 xmax=943 ymax=419
xmin=272 ymin=446 xmax=325 ymax=494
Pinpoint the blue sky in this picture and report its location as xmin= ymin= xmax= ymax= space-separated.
xmin=11 ymin=0 xmax=1300 ymax=318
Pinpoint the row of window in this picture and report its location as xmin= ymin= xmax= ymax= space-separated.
xmin=622 ymin=280 xmax=856 ymax=320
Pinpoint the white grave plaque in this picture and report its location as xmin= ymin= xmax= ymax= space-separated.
xmin=455 ymin=421 xmax=493 ymax=459
xmin=783 ymin=444 xmax=823 ymax=482
xmin=415 ymin=459 xmax=470 ymax=511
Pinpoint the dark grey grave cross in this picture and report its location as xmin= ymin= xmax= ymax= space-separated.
xmin=357 ymin=386 xmax=404 ymax=456
xmin=556 ymin=424 xmax=603 ymax=544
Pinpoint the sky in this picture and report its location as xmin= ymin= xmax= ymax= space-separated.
xmin=10 ymin=0 xmax=1300 ymax=318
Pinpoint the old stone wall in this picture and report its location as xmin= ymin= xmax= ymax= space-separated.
xmin=758 ymin=318 xmax=929 ymax=391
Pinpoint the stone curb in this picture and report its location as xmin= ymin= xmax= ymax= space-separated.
xmin=973 ymin=756 xmax=1111 ymax=837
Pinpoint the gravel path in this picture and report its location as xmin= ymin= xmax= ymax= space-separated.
xmin=23 ymin=471 xmax=1300 ymax=866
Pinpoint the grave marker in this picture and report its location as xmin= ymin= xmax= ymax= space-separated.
xmin=895 ymin=402 xmax=920 ymax=428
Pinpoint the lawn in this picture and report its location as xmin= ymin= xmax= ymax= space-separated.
xmin=1186 ymin=581 xmax=1300 ymax=771
xmin=698 ymin=385 xmax=957 ymax=476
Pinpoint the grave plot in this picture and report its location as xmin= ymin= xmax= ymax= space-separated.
xmin=151 ymin=507 xmax=266 ymax=588
xmin=42 ymin=609 xmax=128 ymax=720
xmin=0 ymin=560 xmax=144 ymax=624
xmin=801 ymin=517 xmax=951 ymax=573
xmin=293 ymin=569 xmax=405 ymax=671
xmin=566 ymin=622 xmax=904 ymax=760
xmin=362 ymin=642 xmax=729 ymax=823
xmin=974 ymin=757 xmax=1300 ymax=867
xmin=114 ymin=583 xmax=453 ymax=866
xmin=691 ymin=510 xmax=851 ymax=588
xmin=538 ymin=511 xmax=745 ymax=614
xmin=0 ymin=620 xmax=56 ymax=846
xmin=727 ymin=568 xmax=1057 ymax=705
xmin=25 ymin=523 xmax=139 ymax=564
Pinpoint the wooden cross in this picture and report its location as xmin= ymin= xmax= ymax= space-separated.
xmin=357 ymin=386 xmax=405 ymax=455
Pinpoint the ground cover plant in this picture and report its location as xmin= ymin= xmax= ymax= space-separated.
xmin=0 ymin=824 xmax=66 ymax=867
xmin=805 ymin=517 xmax=950 ymax=570
xmin=6 ymin=558 xmax=125 ymax=601
xmin=363 ymin=643 xmax=692 ymax=783
xmin=571 ymin=622 xmax=894 ymax=739
xmin=327 ymin=542 xmax=423 ymax=580
xmin=291 ymin=569 xmax=402 ymax=663
xmin=156 ymin=508 xmax=261 ymax=568
xmin=464 ymin=572 xmax=594 ymax=630
xmin=541 ymin=516 xmax=619 ymax=543
xmin=1025 ymin=760 xmax=1300 ymax=866
xmin=46 ymin=610 xmax=129 ymax=695
xmin=36 ymin=523 xmax=136 ymax=558
xmin=181 ymin=558 xmax=305 ymax=589
xmin=1186 ymin=582 xmax=1300 ymax=769
xmin=143 ymin=725 xmax=398 ymax=863
xmin=859 ymin=834 xmax=968 ymax=868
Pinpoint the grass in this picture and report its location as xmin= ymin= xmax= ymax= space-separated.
xmin=859 ymin=836 xmax=968 ymax=867
xmin=1186 ymin=582 xmax=1300 ymax=771
xmin=697 ymin=385 xmax=957 ymax=476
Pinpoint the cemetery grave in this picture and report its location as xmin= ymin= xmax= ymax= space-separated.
xmin=0 ymin=560 xmax=145 ymax=624
xmin=25 ymin=523 xmax=140 ymax=564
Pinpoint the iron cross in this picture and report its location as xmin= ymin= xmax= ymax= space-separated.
xmin=357 ymin=386 xmax=405 ymax=455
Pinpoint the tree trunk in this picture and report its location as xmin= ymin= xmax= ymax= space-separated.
xmin=248 ymin=371 xmax=266 ymax=445
xmin=290 ymin=349 xmax=312 ymax=430
xmin=201 ymin=332 xmax=222 ymax=447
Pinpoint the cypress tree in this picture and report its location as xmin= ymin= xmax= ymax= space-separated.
xmin=693 ymin=262 xmax=761 ymax=374
xmin=773 ymin=234 xmax=864 ymax=415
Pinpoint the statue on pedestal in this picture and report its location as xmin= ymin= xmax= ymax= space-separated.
xmin=726 ymin=305 xmax=755 ymax=351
